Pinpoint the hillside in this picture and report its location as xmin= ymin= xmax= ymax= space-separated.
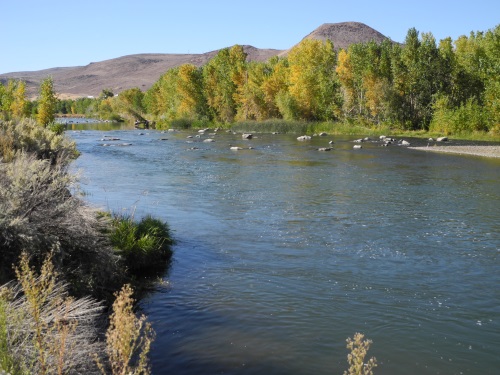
xmin=0 ymin=22 xmax=391 ymax=98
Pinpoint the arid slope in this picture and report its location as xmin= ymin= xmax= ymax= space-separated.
xmin=0 ymin=22 xmax=391 ymax=98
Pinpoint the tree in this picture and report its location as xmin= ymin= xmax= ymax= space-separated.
xmin=115 ymin=87 xmax=145 ymax=120
xmin=261 ymin=56 xmax=289 ymax=119
xmin=0 ymin=80 xmax=15 ymax=120
xmin=287 ymin=38 xmax=341 ymax=121
xmin=37 ymin=77 xmax=57 ymax=127
xmin=99 ymin=88 xmax=115 ymax=100
xmin=203 ymin=45 xmax=247 ymax=123
xmin=11 ymin=80 xmax=28 ymax=118
xmin=176 ymin=64 xmax=207 ymax=119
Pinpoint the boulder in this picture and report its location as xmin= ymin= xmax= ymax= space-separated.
xmin=242 ymin=133 xmax=253 ymax=139
xmin=437 ymin=137 xmax=448 ymax=142
xmin=297 ymin=135 xmax=312 ymax=141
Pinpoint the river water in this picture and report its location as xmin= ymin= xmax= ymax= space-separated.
xmin=70 ymin=124 xmax=500 ymax=375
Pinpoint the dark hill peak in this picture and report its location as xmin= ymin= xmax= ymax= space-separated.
xmin=302 ymin=22 xmax=391 ymax=50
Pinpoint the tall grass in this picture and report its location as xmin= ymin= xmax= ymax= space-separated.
xmin=110 ymin=214 xmax=174 ymax=276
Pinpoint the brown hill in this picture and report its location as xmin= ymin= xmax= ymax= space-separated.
xmin=0 ymin=22 xmax=392 ymax=98
xmin=0 ymin=46 xmax=281 ymax=99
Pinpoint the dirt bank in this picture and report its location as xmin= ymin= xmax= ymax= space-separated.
xmin=409 ymin=145 xmax=500 ymax=158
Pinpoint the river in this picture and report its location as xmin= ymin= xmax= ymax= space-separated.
xmin=69 ymin=124 xmax=500 ymax=375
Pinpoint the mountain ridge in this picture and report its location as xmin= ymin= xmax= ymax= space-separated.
xmin=0 ymin=22 xmax=391 ymax=98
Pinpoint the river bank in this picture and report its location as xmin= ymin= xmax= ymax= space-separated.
xmin=409 ymin=145 xmax=500 ymax=158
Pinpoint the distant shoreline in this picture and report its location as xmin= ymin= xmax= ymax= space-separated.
xmin=409 ymin=145 xmax=500 ymax=158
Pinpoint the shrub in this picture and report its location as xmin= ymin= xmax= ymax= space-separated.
xmin=0 ymin=152 xmax=123 ymax=301
xmin=110 ymin=214 xmax=174 ymax=275
xmin=48 ymin=122 xmax=65 ymax=135
xmin=0 ymin=118 xmax=78 ymax=164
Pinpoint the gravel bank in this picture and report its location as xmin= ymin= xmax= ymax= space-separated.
xmin=409 ymin=145 xmax=500 ymax=158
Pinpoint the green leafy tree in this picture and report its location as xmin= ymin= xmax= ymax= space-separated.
xmin=37 ymin=77 xmax=57 ymax=127
xmin=114 ymin=87 xmax=145 ymax=120
xmin=99 ymin=88 xmax=115 ymax=100
xmin=203 ymin=45 xmax=247 ymax=123
xmin=0 ymin=80 xmax=15 ymax=120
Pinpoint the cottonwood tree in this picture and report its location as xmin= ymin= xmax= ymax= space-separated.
xmin=11 ymin=80 xmax=28 ymax=118
xmin=176 ymin=64 xmax=207 ymax=119
xmin=203 ymin=45 xmax=247 ymax=123
xmin=287 ymin=38 xmax=341 ymax=121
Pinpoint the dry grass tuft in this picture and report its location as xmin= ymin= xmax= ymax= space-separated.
xmin=96 ymin=284 xmax=155 ymax=375
xmin=1 ymin=252 xmax=104 ymax=374
xmin=344 ymin=332 xmax=377 ymax=375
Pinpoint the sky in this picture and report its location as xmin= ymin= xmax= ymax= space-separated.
xmin=1 ymin=0 xmax=499 ymax=74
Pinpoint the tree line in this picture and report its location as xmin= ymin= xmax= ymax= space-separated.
xmin=141 ymin=25 xmax=499 ymax=134
xmin=1 ymin=25 xmax=498 ymax=135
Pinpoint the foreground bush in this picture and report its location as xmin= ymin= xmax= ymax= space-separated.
xmin=1 ymin=254 xmax=155 ymax=375
xmin=0 ymin=252 xmax=104 ymax=374
xmin=110 ymin=214 xmax=174 ymax=276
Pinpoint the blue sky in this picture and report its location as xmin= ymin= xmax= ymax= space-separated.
xmin=1 ymin=0 xmax=498 ymax=74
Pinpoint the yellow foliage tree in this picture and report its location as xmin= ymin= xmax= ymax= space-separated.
xmin=287 ymin=38 xmax=339 ymax=120
xmin=176 ymin=64 xmax=205 ymax=119
xmin=37 ymin=77 xmax=57 ymax=127
xmin=11 ymin=80 xmax=28 ymax=119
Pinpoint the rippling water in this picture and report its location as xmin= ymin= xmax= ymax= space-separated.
xmin=70 ymin=126 xmax=500 ymax=375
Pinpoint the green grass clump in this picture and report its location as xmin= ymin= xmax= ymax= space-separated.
xmin=110 ymin=214 xmax=174 ymax=275
xmin=230 ymin=119 xmax=311 ymax=134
